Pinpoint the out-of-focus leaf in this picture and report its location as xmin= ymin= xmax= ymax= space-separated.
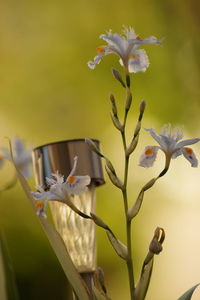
xmin=0 ymin=236 xmax=8 ymax=300
xmin=134 ymin=255 xmax=154 ymax=300
xmin=177 ymin=284 xmax=199 ymax=300
xmin=0 ymin=231 xmax=19 ymax=300
xmin=9 ymin=141 xmax=90 ymax=300
xmin=106 ymin=231 xmax=128 ymax=260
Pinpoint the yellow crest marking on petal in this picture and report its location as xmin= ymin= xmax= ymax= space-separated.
xmin=96 ymin=46 xmax=106 ymax=53
xmin=130 ymin=54 xmax=136 ymax=59
xmin=145 ymin=148 xmax=154 ymax=156
xmin=36 ymin=201 xmax=42 ymax=209
xmin=67 ymin=176 xmax=76 ymax=184
xmin=184 ymin=147 xmax=193 ymax=155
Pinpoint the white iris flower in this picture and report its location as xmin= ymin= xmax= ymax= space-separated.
xmin=88 ymin=26 xmax=161 ymax=73
xmin=32 ymin=156 xmax=91 ymax=217
xmin=139 ymin=124 xmax=200 ymax=168
xmin=0 ymin=137 xmax=32 ymax=178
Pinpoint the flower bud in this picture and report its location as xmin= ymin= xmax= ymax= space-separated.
xmin=125 ymin=90 xmax=132 ymax=112
xmin=111 ymin=68 xmax=126 ymax=88
xmin=110 ymin=113 xmax=123 ymax=131
xmin=134 ymin=121 xmax=141 ymax=137
xmin=110 ymin=93 xmax=118 ymax=116
xmin=105 ymin=157 xmax=116 ymax=175
xmin=85 ymin=138 xmax=104 ymax=157
xmin=105 ymin=165 xmax=123 ymax=189
xmin=96 ymin=267 xmax=107 ymax=294
xmin=149 ymin=227 xmax=165 ymax=255
xmin=126 ymin=135 xmax=139 ymax=157
xmin=107 ymin=231 xmax=128 ymax=260
xmin=127 ymin=190 xmax=144 ymax=221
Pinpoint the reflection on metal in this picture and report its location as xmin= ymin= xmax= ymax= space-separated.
xmin=32 ymin=139 xmax=104 ymax=272
xmin=32 ymin=139 xmax=105 ymax=188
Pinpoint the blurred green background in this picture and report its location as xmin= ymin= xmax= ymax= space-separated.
xmin=0 ymin=0 xmax=200 ymax=299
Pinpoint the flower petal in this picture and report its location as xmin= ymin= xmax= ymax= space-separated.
xmin=128 ymin=49 xmax=149 ymax=73
xmin=66 ymin=175 xmax=91 ymax=194
xmin=182 ymin=147 xmax=198 ymax=167
xmin=139 ymin=146 xmax=159 ymax=168
xmin=145 ymin=128 xmax=163 ymax=146
xmin=176 ymin=138 xmax=200 ymax=148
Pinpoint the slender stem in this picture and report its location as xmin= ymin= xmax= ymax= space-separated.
xmin=121 ymin=99 xmax=135 ymax=299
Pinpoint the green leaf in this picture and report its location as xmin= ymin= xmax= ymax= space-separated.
xmin=177 ymin=284 xmax=199 ymax=300
xmin=9 ymin=140 xmax=90 ymax=300
xmin=0 ymin=231 xmax=19 ymax=300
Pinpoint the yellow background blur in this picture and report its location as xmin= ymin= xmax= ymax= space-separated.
xmin=0 ymin=0 xmax=200 ymax=299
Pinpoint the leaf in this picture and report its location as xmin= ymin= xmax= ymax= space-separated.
xmin=177 ymin=284 xmax=199 ymax=300
xmin=9 ymin=140 xmax=90 ymax=300
xmin=0 ymin=231 xmax=19 ymax=300
xmin=0 ymin=235 xmax=8 ymax=300
xmin=106 ymin=231 xmax=128 ymax=260
xmin=134 ymin=255 xmax=154 ymax=300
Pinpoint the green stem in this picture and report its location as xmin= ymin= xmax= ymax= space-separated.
xmin=121 ymin=119 xmax=135 ymax=299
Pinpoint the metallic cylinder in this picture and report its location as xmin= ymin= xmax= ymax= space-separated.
xmin=32 ymin=139 xmax=105 ymax=273
xmin=32 ymin=139 xmax=105 ymax=188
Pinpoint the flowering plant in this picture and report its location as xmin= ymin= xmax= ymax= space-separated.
xmin=0 ymin=26 xmax=199 ymax=300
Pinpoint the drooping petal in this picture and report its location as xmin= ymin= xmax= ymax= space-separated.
xmin=182 ymin=147 xmax=198 ymax=167
xmin=128 ymin=49 xmax=149 ymax=73
xmin=66 ymin=175 xmax=91 ymax=194
xmin=139 ymin=146 xmax=159 ymax=168
xmin=88 ymin=51 xmax=106 ymax=69
xmin=176 ymin=138 xmax=200 ymax=148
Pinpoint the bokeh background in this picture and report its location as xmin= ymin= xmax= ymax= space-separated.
xmin=1 ymin=0 xmax=200 ymax=299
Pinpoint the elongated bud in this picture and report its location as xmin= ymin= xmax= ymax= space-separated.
xmin=139 ymin=100 xmax=146 ymax=121
xmin=110 ymin=93 xmax=118 ymax=116
xmin=105 ymin=157 xmax=116 ymax=175
xmin=110 ymin=113 xmax=123 ymax=131
xmin=90 ymin=213 xmax=108 ymax=230
xmin=105 ymin=165 xmax=123 ymax=189
xmin=107 ymin=231 xmax=128 ymax=260
xmin=128 ymin=190 xmax=144 ymax=221
xmin=96 ymin=267 xmax=107 ymax=294
xmin=112 ymin=68 xmax=126 ymax=88
xmin=134 ymin=121 xmax=141 ymax=137
xmin=125 ymin=90 xmax=132 ymax=112
xmin=85 ymin=138 xmax=104 ymax=157
xmin=126 ymin=135 xmax=139 ymax=157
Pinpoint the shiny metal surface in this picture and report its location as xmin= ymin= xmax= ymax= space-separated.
xmin=32 ymin=139 xmax=105 ymax=187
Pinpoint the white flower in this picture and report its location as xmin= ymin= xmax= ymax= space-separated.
xmin=88 ymin=26 xmax=161 ymax=73
xmin=139 ymin=124 xmax=200 ymax=168
xmin=0 ymin=137 xmax=33 ymax=178
xmin=32 ymin=156 xmax=91 ymax=217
